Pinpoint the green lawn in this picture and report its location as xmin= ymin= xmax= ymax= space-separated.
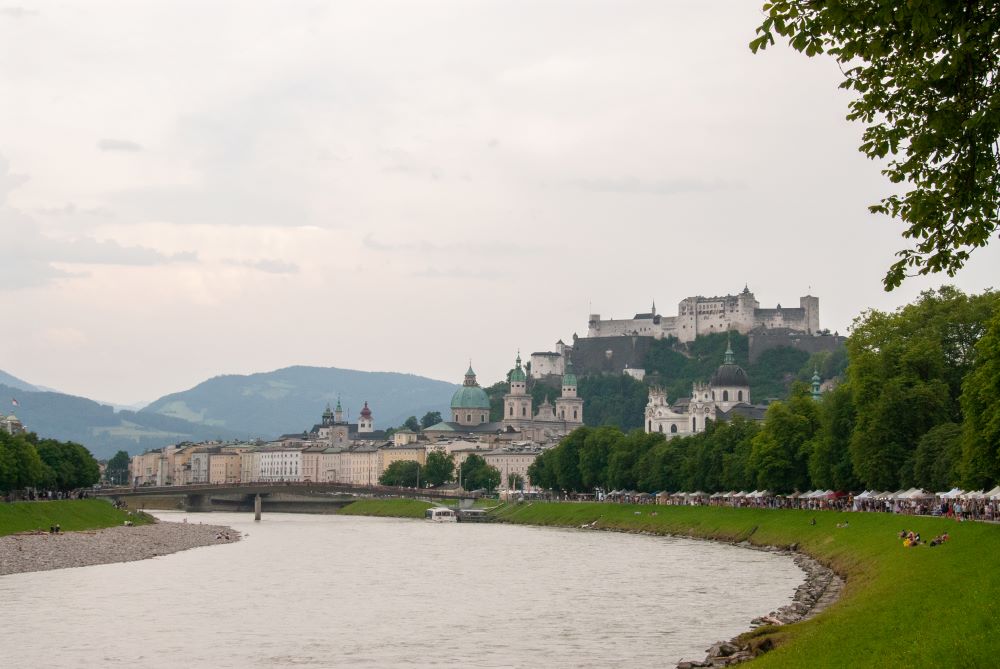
xmin=336 ymin=498 xmax=434 ymax=518
xmin=491 ymin=502 xmax=1000 ymax=668
xmin=0 ymin=499 xmax=151 ymax=536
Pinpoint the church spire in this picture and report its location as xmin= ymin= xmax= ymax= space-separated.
xmin=724 ymin=333 xmax=735 ymax=365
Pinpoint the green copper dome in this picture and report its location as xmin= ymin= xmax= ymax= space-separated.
xmin=451 ymin=385 xmax=491 ymax=409
xmin=562 ymin=363 xmax=577 ymax=388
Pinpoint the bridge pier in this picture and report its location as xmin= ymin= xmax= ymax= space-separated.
xmin=254 ymin=493 xmax=262 ymax=521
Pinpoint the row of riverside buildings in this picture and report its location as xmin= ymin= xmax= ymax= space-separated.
xmin=130 ymin=355 xmax=583 ymax=491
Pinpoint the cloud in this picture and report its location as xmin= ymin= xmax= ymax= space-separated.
xmin=569 ymin=176 xmax=740 ymax=196
xmin=97 ymin=138 xmax=143 ymax=152
xmin=410 ymin=266 xmax=502 ymax=280
xmin=0 ymin=7 xmax=37 ymax=19
xmin=223 ymin=258 xmax=299 ymax=274
xmin=35 ymin=203 xmax=115 ymax=218
xmin=363 ymin=234 xmax=539 ymax=257
xmin=0 ymin=155 xmax=197 ymax=290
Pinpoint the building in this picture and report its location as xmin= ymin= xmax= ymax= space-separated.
xmin=482 ymin=443 xmax=545 ymax=490
xmin=500 ymin=354 xmax=584 ymax=441
xmin=258 ymin=447 xmax=304 ymax=482
xmin=645 ymin=340 xmax=768 ymax=437
xmin=587 ymin=287 xmax=820 ymax=343
xmin=209 ymin=452 xmax=243 ymax=484
xmin=1 ymin=412 xmax=25 ymax=435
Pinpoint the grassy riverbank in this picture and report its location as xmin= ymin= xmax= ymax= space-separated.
xmin=344 ymin=498 xmax=1000 ymax=667
xmin=337 ymin=498 xmax=433 ymax=518
xmin=0 ymin=499 xmax=151 ymax=537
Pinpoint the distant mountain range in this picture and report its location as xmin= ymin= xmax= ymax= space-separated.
xmin=140 ymin=366 xmax=457 ymax=439
xmin=1 ymin=366 xmax=458 ymax=460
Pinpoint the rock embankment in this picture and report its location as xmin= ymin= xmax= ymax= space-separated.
xmin=0 ymin=521 xmax=240 ymax=576
xmin=677 ymin=546 xmax=844 ymax=668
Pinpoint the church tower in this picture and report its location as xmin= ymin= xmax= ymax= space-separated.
xmin=811 ymin=369 xmax=822 ymax=401
xmin=555 ymin=362 xmax=584 ymax=426
xmin=503 ymin=353 xmax=534 ymax=428
xmin=358 ymin=401 xmax=374 ymax=432
xmin=334 ymin=397 xmax=344 ymax=424
xmin=322 ymin=403 xmax=335 ymax=427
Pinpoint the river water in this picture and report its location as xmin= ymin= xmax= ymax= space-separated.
xmin=0 ymin=512 xmax=802 ymax=668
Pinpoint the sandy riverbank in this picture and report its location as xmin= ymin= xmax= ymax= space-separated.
xmin=0 ymin=520 xmax=240 ymax=576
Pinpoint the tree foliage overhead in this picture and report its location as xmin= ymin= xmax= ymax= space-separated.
xmin=752 ymin=1 xmax=1000 ymax=289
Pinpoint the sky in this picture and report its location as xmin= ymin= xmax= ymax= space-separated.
xmin=1 ymin=1 xmax=997 ymax=406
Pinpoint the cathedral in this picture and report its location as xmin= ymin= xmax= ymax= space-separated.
xmin=644 ymin=340 xmax=767 ymax=437
xmin=423 ymin=357 xmax=584 ymax=443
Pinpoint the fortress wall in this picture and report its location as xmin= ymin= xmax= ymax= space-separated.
xmin=748 ymin=330 xmax=846 ymax=363
xmin=571 ymin=336 xmax=655 ymax=376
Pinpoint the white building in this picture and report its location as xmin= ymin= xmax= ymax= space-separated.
xmin=257 ymin=448 xmax=304 ymax=482
xmin=645 ymin=341 xmax=767 ymax=437
xmin=588 ymin=287 xmax=820 ymax=343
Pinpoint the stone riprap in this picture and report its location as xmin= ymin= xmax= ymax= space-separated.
xmin=0 ymin=521 xmax=240 ymax=576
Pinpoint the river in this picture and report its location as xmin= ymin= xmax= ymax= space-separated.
xmin=0 ymin=511 xmax=803 ymax=668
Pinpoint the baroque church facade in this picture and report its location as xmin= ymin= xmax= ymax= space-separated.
xmin=645 ymin=341 xmax=767 ymax=438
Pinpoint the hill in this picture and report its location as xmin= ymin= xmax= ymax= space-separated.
xmin=0 ymin=383 xmax=250 ymax=460
xmin=140 ymin=365 xmax=458 ymax=438
xmin=0 ymin=369 xmax=41 ymax=393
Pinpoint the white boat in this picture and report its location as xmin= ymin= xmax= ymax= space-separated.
xmin=425 ymin=507 xmax=457 ymax=522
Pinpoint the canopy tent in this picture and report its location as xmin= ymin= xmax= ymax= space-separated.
xmin=985 ymin=486 xmax=1000 ymax=499
xmin=938 ymin=488 xmax=965 ymax=499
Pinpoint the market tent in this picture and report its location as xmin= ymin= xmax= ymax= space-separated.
xmin=939 ymin=488 xmax=965 ymax=499
xmin=985 ymin=486 xmax=1000 ymax=499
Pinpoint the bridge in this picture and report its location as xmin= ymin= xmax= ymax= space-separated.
xmin=94 ymin=481 xmax=480 ymax=515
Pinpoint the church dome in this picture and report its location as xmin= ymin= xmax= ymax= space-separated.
xmin=451 ymin=385 xmax=490 ymax=410
xmin=711 ymin=363 xmax=749 ymax=388
xmin=360 ymin=401 xmax=372 ymax=418
xmin=509 ymin=353 xmax=526 ymax=383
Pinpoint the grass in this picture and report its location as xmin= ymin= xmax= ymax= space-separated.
xmin=492 ymin=502 xmax=1000 ymax=668
xmin=336 ymin=498 xmax=434 ymax=518
xmin=0 ymin=499 xmax=152 ymax=537
xmin=342 ymin=498 xmax=1000 ymax=667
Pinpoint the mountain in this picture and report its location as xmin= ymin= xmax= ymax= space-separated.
xmin=140 ymin=366 xmax=458 ymax=439
xmin=0 ymin=383 xmax=250 ymax=460
xmin=0 ymin=369 xmax=41 ymax=393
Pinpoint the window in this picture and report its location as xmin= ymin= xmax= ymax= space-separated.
xmin=509 ymin=406 xmax=513 ymax=416
xmin=692 ymin=416 xmax=697 ymax=431
xmin=573 ymin=410 xmax=578 ymax=419
xmin=466 ymin=414 xmax=471 ymax=422
xmin=647 ymin=420 xmax=652 ymax=431
xmin=658 ymin=425 xmax=663 ymax=433
xmin=738 ymin=390 xmax=743 ymax=401
xmin=670 ymin=424 xmax=677 ymax=433
xmin=723 ymin=390 xmax=729 ymax=401
xmin=521 ymin=407 xmax=527 ymax=417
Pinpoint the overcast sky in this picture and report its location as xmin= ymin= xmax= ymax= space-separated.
xmin=1 ymin=1 xmax=997 ymax=406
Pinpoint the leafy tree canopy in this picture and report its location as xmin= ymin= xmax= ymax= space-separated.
xmin=423 ymin=450 xmax=454 ymax=487
xmin=420 ymin=412 xmax=442 ymax=429
xmin=752 ymin=1 xmax=1000 ymax=289
xmin=378 ymin=460 xmax=420 ymax=487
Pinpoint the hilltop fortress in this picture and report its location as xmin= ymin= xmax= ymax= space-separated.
xmin=587 ymin=286 xmax=819 ymax=342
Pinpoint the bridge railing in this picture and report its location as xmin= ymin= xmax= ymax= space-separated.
xmin=97 ymin=480 xmax=481 ymax=499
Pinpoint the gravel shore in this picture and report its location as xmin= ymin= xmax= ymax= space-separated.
xmin=0 ymin=520 xmax=240 ymax=576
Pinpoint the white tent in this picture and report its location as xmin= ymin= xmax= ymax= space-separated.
xmin=985 ymin=486 xmax=1000 ymax=499
xmin=939 ymin=488 xmax=965 ymax=499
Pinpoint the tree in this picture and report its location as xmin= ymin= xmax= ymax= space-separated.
xmin=748 ymin=388 xmax=818 ymax=493
xmin=507 ymin=473 xmax=524 ymax=490
xmin=423 ymin=450 xmax=454 ymax=487
xmin=752 ymin=2 xmax=1000 ymax=290
xmin=106 ymin=450 xmax=130 ymax=486
xmin=913 ymin=423 xmax=963 ymax=491
xmin=379 ymin=460 xmax=420 ymax=487
xmin=847 ymin=288 xmax=996 ymax=489
xmin=420 ymin=412 xmax=442 ymax=429
xmin=460 ymin=454 xmax=501 ymax=493
xmin=807 ymin=384 xmax=860 ymax=491
xmin=401 ymin=416 xmax=420 ymax=432
xmin=0 ymin=433 xmax=46 ymax=493
xmin=960 ymin=308 xmax=1000 ymax=487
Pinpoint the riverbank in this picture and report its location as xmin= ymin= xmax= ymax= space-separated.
xmin=0 ymin=498 xmax=152 ymax=537
xmin=0 ymin=501 xmax=240 ymax=576
xmin=342 ymin=498 xmax=1000 ymax=668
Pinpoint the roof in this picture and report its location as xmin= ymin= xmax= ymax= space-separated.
xmin=717 ymin=403 xmax=768 ymax=422
xmin=531 ymin=351 xmax=561 ymax=357
xmin=451 ymin=384 xmax=491 ymax=409
xmin=710 ymin=364 xmax=750 ymax=387
xmin=425 ymin=421 xmax=504 ymax=434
